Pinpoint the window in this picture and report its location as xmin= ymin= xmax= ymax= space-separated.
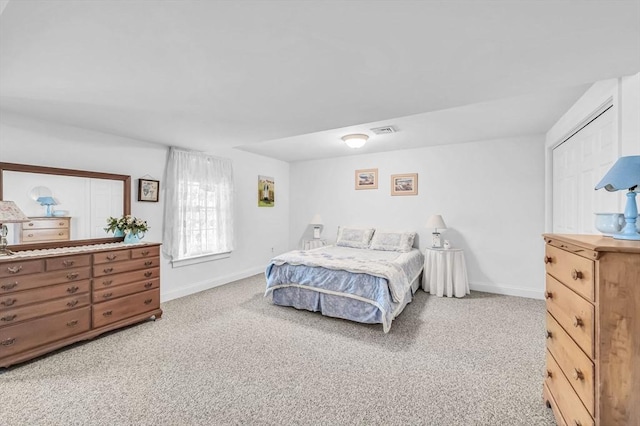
xmin=163 ymin=148 xmax=234 ymax=263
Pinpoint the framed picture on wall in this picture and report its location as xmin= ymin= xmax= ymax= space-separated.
xmin=138 ymin=178 xmax=160 ymax=202
xmin=355 ymin=168 xmax=378 ymax=190
xmin=390 ymin=173 xmax=418 ymax=196
xmin=258 ymin=175 xmax=275 ymax=207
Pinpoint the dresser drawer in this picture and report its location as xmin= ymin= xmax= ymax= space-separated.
xmin=94 ymin=278 xmax=160 ymax=302
xmin=0 ymin=293 xmax=91 ymax=326
xmin=21 ymin=228 xmax=70 ymax=242
xmin=545 ymin=275 xmax=595 ymax=358
xmin=93 ymin=267 xmax=160 ymax=289
xmin=92 ymin=288 xmax=160 ymax=328
xmin=545 ymin=245 xmax=594 ymax=302
xmin=0 ymin=280 xmax=90 ymax=310
xmin=545 ymin=351 xmax=594 ymax=426
xmin=0 ymin=267 xmax=90 ymax=295
xmin=93 ymin=257 xmax=160 ymax=277
xmin=0 ymin=307 xmax=90 ymax=358
xmin=93 ymin=249 xmax=130 ymax=265
xmin=546 ymin=312 xmax=594 ymax=415
xmin=22 ymin=218 xmax=70 ymax=230
xmin=0 ymin=259 xmax=44 ymax=278
xmin=131 ymin=245 xmax=160 ymax=259
xmin=45 ymin=254 xmax=91 ymax=271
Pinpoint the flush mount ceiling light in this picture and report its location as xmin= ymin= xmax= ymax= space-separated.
xmin=341 ymin=133 xmax=369 ymax=149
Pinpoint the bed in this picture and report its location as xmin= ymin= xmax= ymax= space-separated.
xmin=264 ymin=227 xmax=424 ymax=332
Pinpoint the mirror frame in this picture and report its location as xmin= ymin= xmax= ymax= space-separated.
xmin=0 ymin=162 xmax=131 ymax=251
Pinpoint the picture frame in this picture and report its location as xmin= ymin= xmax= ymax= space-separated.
xmin=390 ymin=173 xmax=418 ymax=196
xmin=355 ymin=168 xmax=378 ymax=190
xmin=258 ymin=175 xmax=275 ymax=207
xmin=138 ymin=178 xmax=160 ymax=202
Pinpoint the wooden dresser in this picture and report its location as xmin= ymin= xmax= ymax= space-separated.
xmin=542 ymin=234 xmax=640 ymax=426
xmin=20 ymin=217 xmax=71 ymax=244
xmin=0 ymin=243 xmax=162 ymax=368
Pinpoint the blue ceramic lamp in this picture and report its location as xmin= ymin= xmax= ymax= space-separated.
xmin=595 ymin=155 xmax=640 ymax=241
xmin=36 ymin=196 xmax=57 ymax=217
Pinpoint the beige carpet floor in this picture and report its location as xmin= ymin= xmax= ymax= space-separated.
xmin=2 ymin=274 xmax=555 ymax=425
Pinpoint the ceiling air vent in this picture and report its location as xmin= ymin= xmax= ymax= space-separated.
xmin=370 ymin=126 xmax=396 ymax=135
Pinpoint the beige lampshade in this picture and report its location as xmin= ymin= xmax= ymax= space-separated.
xmin=426 ymin=214 xmax=446 ymax=231
xmin=0 ymin=201 xmax=29 ymax=223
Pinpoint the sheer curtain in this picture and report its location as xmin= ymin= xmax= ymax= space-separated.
xmin=163 ymin=147 xmax=234 ymax=261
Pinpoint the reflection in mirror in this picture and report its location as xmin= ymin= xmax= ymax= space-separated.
xmin=0 ymin=162 xmax=131 ymax=250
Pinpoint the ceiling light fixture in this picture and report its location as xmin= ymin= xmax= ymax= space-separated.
xmin=341 ymin=133 xmax=369 ymax=149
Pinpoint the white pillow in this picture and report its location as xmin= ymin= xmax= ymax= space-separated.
xmin=369 ymin=230 xmax=416 ymax=252
xmin=336 ymin=226 xmax=375 ymax=249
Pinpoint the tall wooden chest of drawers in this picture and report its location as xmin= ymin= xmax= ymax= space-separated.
xmin=542 ymin=234 xmax=640 ymax=426
xmin=0 ymin=243 xmax=162 ymax=368
xmin=20 ymin=217 xmax=71 ymax=243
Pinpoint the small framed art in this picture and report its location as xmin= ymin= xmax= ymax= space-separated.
xmin=258 ymin=175 xmax=275 ymax=207
xmin=355 ymin=168 xmax=378 ymax=190
xmin=390 ymin=173 xmax=418 ymax=196
xmin=138 ymin=178 xmax=160 ymax=202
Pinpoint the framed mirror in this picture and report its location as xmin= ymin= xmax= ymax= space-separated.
xmin=0 ymin=162 xmax=131 ymax=251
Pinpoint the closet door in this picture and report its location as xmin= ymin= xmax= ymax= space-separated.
xmin=552 ymin=106 xmax=619 ymax=234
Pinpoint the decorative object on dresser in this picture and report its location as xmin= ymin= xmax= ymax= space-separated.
xmin=36 ymin=196 xmax=57 ymax=217
xmin=425 ymin=214 xmax=447 ymax=248
xmin=594 ymin=155 xmax=640 ymax=240
xmin=309 ymin=214 xmax=323 ymax=239
xmin=0 ymin=242 xmax=162 ymax=368
xmin=0 ymin=201 xmax=30 ymax=256
xmin=20 ymin=217 xmax=71 ymax=244
xmin=542 ymin=234 xmax=640 ymax=426
xmin=593 ymin=212 xmax=625 ymax=236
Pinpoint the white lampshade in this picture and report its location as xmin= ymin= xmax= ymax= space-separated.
xmin=0 ymin=201 xmax=29 ymax=223
xmin=309 ymin=214 xmax=323 ymax=225
xmin=341 ymin=134 xmax=369 ymax=149
xmin=426 ymin=214 xmax=447 ymax=231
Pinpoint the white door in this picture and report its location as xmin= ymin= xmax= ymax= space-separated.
xmin=552 ymin=106 xmax=620 ymax=234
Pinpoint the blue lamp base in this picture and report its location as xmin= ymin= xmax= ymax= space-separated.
xmin=614 ymin=191 xmax=640 ymax=241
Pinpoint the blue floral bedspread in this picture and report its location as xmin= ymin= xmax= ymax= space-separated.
xmin=264 ymin=246 xmax=424 ymax=331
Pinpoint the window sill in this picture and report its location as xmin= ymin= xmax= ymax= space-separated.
xmin=171 ymin=251 xmax=231 ymax=268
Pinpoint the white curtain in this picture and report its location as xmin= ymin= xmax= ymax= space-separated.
xmin=163 ymin=147 xmax=234 ymax=260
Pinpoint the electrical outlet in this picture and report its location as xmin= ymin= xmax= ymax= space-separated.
xmin=271 ymin=247 xmax=274 ymax=253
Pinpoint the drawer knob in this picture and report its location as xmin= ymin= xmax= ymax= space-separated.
xmin=1 ymin=314 xmax=17 ymax=322
xmin=1 ymin=298 xmax=17 ymax=307
xmin=28 ymin=222 xmax=34 ymax=227
xmin=144 ymin=298 xmax=153 ymax=305
xmin=1 ymin=282 xmax=18 ymax=291
xmin=571 ymin=269 xmax=583 ymax=280
xmin=543 ymin=255 xmax=552 ymax=264
xmin=103 ymin=280 xmax=113 ymax=286
xmin=67 ymin=300 xmax=79 ymax=308
xmin=106 ymin=254 xmax=117 ymax=261
xmin=103 ymin=292 xmax=113 ymax=299
xmin=546 ymin=370 xmax=553 ymax=379
xmin=67 ymin=286 xmax=79 ymax=294
xmin=141 ymin=250 xmax=150 ymax=256
xmin=6 ymin=265 xmax=22 ymax=274
xmin=144 ymin=271 xmax=153 ymax=278
xmin=546 ymin=330 xmax=553 ymax=339
xmin=573 ymin=316 xmax=583 ymax=327
xmin=144 ymin=261 xmax=153 ymax=266
xmin=1 ymin=338 xmax=15 ymax=346
xmin=572 ymin=368 xmax=584 ymax=381
xmin=103 ymin=267 xmax=114 ymax=274
xmin=103 ymin=311 xmax=113 ymax=317
xmin=144 ymin=282 xmax=153 ymax=288
xmin=66 ymin=272 xmax=79 ymax=280
xmin=544 ymin=291 xmax=553 ymax=300
xmin=62 ymin=260 xmax=75 ymax=267
xmin=58 ymin=232 xmax=64 ymax=236
xmin=66 ymin=320 xmax=78 ymax=327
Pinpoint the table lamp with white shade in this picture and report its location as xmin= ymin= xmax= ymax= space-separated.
xmin=310 ymin=214 xmax=324 ymax=239
xmin=426 ymin=214 xmax=447 ymax=248
xmin=595 ymin=155 xmax=640 ymax=240
xmin=0 ymin=201 xmax=30 ymax=256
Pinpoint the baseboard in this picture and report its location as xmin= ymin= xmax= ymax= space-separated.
xmin=161 ymin=266 xmax=266 ymax=302
xmin=469 ymin=282 xmax=544 ymax=300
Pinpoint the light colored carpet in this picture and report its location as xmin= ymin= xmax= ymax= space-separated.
xmin=2 ymin=274 xmax=555 ymax=425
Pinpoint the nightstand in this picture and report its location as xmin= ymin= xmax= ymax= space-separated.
xmin=422 ymin=247 xmax=470 ymax=298
xmin=302 ymin=239 xmax=327 ymax=250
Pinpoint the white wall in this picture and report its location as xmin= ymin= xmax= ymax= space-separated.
xmin=545 ymin=73 xmax=640 ymax=231
xmin=290 ymin=135 xmax=546 ymax=299
xmin=0 ymin=112 xmax=290 ymax=302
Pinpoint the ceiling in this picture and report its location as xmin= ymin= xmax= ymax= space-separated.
xmin=0 ymin=1 xmax=638 ymax=162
